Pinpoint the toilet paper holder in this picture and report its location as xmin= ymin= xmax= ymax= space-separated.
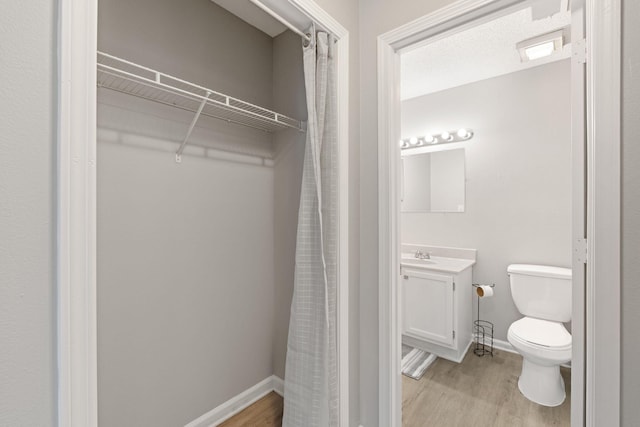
xmin=472 ymin=283 xmax=495 ymax=357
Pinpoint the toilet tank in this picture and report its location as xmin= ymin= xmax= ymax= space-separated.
xmin=508 ymin=264 xmax=572 ymax=322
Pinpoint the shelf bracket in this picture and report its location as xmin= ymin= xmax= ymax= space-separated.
xmin=175 ymin=91 xmax=211 ymax=163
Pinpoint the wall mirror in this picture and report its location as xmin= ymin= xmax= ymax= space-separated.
xmin=401 ymin=148 xmax=466 ymax=213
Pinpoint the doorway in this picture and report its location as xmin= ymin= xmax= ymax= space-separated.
xmin=400 ymin=3 xmax=573 ymax=424
xmin=377 ymin=0 xmax=621 ymax=426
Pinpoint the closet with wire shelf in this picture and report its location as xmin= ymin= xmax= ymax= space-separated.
xmin=96 ymin=0 xmax=308 ymax=425
xmin=97 ymin=51 xmax=306 ymax=162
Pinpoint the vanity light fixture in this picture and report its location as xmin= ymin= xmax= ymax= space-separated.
xmin=457 ymin=128 xmax=470 ymax=139
xmin=400 ymin=128 xmax=473 ymax=150
xmin=516 ymin=29 xmax=564 ymax=62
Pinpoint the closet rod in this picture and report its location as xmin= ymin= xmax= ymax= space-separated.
xmin=247 ymin=0 xmax=311 ymax=42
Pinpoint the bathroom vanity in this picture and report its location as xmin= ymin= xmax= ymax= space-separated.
xmin=401 ymin=246 xmax=476 ymax=363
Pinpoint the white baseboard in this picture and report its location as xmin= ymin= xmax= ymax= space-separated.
xmin=478 ymin=336 xmax=571 ymax=368
xmin=472 ymin=333 xmax=518 ymax=354
xmin=272 ymin=375 xmax=284 ymax=396
xmin=491 ymin=337 xmax=517 ymax=354
xmin=184 ymin=375 xmax=284 ymax=427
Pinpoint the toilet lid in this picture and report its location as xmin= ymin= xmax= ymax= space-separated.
xmin=510 ymin=317 xmax=572 ymax=349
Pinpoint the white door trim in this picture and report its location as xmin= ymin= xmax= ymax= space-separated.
xmin=570 ymin=2 xmax=586 ymax=425
xmin=57 ymin=0 xmax=98 ymax=425
xmin=584 ymin=0 xmax=621 ymax=425
xmin=56 ymin=1 xmax=350 ymax=425
xmin=377 ymin=0 xmax=621 ymax=426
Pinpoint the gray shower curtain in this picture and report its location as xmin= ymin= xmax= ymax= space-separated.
xmin=283 ymin=30 xmax=338 ymax=427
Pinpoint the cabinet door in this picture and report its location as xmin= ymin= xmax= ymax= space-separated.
xmin=402 ymin=269 xmax=454 ymax=348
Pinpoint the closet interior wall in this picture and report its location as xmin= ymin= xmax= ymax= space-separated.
xmin=97 ymin=0 xmax=306 ymax=426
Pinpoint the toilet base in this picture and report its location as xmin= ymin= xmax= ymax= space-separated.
xmin=517 ymin=358 xmax=566 ymax=407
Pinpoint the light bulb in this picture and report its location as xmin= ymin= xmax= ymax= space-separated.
xmin=425 ymin=134 xmax=435 ymax=144
xmin=441 ymin=131 xmax=451 ymax=141
xmin=399 ymin=139 xmax=405 ymax=147
xmin=409 ymin=136 xmax=418 ymax=146
xmin=457 ymin=128 xmax=469 ymax=138
xmin=524 ymin=41 xmax=555 ymax=60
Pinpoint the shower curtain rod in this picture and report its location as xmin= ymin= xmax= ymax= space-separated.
xmin=247 ymin=0 xmax=312 ymax=42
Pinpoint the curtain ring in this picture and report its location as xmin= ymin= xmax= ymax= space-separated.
xmin=303 ymin=33 xmax=312 ymax=48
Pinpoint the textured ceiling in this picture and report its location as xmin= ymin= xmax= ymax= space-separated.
xmin=401 ymin=7 xmax=572 ymax=100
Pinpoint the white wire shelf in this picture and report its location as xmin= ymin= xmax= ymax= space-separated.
xmin=97 ymin=51 xmax=306 ymax=134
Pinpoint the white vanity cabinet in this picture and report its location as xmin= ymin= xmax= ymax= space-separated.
xmin=402 ymin=269 xmax=455 ymax=347
xmin=401 ymin=255 xmax=474 ymax=363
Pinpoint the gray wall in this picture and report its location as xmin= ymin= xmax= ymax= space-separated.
xmin=272 ymin=31 xmax=307 ymax=379
xmin=401 ymin=60 xmax=572 ymax=341
xmin=98 ymin=0 xmax=274 ymax=108
xmin=0 ymin=1 xmax=57 ymax=426
xmin=97 ymin=1 xmax=278 ymax=426
xmin=97 ymin=140 xmax=275 ymax=427
xmin=621 ymin=0 xmax=640 ymax=424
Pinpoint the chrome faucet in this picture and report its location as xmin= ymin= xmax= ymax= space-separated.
xmin=415 ymin=249 xmax=431 ymax=260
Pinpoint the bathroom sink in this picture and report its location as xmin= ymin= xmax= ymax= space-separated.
xmin=400 ymin=253 xmax=475 ymax=273
xmin=401 ymin=254 xmax=436 ymax=265
xmin=406 ymin=258 xmax=436 ymax=265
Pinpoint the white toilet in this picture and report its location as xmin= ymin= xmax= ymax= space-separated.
xmin=507 ymin=264 xmax=572 ymax=407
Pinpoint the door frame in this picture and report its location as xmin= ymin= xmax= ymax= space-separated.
xmin=377 ymin=0 xmax=620 ymax=426
xmin=56 ymin=0 xmax=350 ymax=426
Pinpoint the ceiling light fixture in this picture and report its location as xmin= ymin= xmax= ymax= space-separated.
xmin=516 ymin=29 xmax=564 ymax=62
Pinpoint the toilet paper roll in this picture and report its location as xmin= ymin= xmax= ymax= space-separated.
xmin=476 ymin=285 xmax=494 ymax=298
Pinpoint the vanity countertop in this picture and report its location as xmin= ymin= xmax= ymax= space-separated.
xmin=400 ymin=253 xmax=476 ymax=274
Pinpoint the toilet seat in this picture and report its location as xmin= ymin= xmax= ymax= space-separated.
xmin=508 ymin=317 xmax=572 ymax=365
xmin=509 ymin=317 xmax=571 ymax=350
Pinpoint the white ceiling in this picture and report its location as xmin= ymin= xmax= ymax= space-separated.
xmin=401 ymin=6 xmax=572 ymax=100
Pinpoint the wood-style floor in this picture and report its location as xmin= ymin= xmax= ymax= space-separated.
xmin=218 ymin=349 xmax=570 ymax=427
xmin=403 ymin=349 xmax=571 ymax=427
xmin=218 ymin=392 xmax=283 ymax=427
